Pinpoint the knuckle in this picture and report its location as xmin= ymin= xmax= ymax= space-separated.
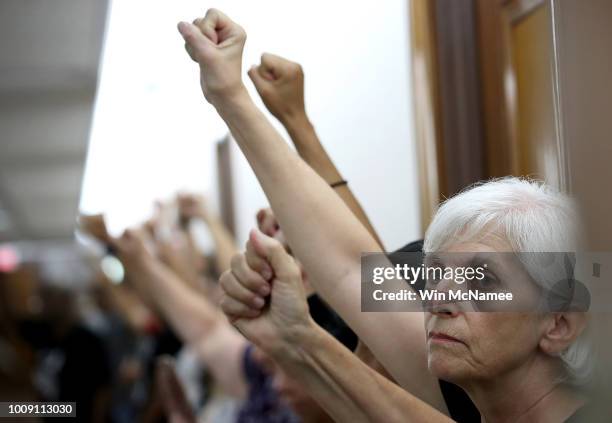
xmin=242 ymin=273 xmax=260 ymax=290
xmin=246 ymin=291 xmax=258 ymax=304
xmin=244 ymin=252 xmax=259 ymax=270
xmin=287 ymin=62 xmax=302 ymax=75
xmin=219 ymin=295 xmax=230 ymax=311
xmin=219 ymin=271 xmax=232 ymax=289
xmin=223 ymin=297 xmax=239 ymax=312
xmin=232 ymin=302 xmax=247 ymax=314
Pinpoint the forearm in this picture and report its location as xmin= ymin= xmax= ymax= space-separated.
xmin=203 ymin=213 xmax=239 ymax=274
xmin=269 ymin=322 xmax=453 ymax=423
xmin=126 ymin=257 xmax=248 ymax=397
xmin=284 ymin=115 xmax=384 ymax=248
xmin=192 ymin=324 xmax=248 ymax=398
xmin=284 ymin=116 xmax=343 ymax=183
xmin=128 ymin=258 xmax=249 ymax=395
xmin=157 ymin=239 xmax=201 ymax=289
xmin=104 ymin=284 xmax=150 ymax=333
xmin=126 ymin=257 xmax=222 ymax=345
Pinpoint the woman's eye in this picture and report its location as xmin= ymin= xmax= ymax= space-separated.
xmin=473 ymin=273 xmax=499 ymax=290
xmin=427 ymin=266 xmax=443 ymax=284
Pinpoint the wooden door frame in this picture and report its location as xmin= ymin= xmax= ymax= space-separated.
xmin=410 ymin=0 xmax=486 ymax=232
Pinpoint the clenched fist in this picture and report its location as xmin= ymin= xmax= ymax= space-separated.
xmin=219 ymin=229 xmax=312 ymax=352
xmin=177 ymin=193 xmax=210 ymax=223
xmin=248 ymin=54 xmax=306 ymax=125
xmin=178 ymin=9 xmax=247 ymax=106
xmin=111 ymin=228 xmax=154 ymax=271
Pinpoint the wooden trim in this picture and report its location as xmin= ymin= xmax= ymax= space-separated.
xmin=475 ymin=0 xmax=520 ymax=177
xmin=434 ymin=0 xmax=487 ymax=196
xmin=410 ymin=0 xmax=445 ymax=233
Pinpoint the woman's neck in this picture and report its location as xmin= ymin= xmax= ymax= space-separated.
xmin=462 ymin=359 xmax=585 ymax=423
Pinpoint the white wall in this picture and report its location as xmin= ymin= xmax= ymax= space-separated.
xmin=228 ymin=0 xmax=421 ymax=250
xmin=81 ymin=0 xmax=421 ymax=250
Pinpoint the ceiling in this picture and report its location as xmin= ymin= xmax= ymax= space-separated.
xmin=0 ymin=0 xmax=108 ymax=241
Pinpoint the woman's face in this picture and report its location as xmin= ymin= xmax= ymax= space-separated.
xmin=423 ymin=236 xmax=551 ymax=384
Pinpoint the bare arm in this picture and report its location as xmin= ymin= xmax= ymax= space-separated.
xmin=272 ymin=322 xmax=453 ymax=423
xmin=178 ymin=194 xmax=239 ymax=274
xmin=113 ymin=230 xmax=248 ymax=397
xmin=205 ymin=212 xmax=239 ymax=274
xmin=178 ymin=12 xmax=445 ymax=411
xmin=286 ymin=116 xmax=384 ymax=247
xmin=248 ymin=54 xmax=384 ymax=248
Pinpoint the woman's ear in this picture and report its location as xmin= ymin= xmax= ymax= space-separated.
xmin=540 ymin=312 xmax=588 ymax=356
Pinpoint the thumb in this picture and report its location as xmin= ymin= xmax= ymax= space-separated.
xmin=177 ymin=21 xmax=212 ymax=59
xmin=249 ymin=228 xmax=299 ymax=282
xmin=248 ymin=65 xmax=267 ymax=91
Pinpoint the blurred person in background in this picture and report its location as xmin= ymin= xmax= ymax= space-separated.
xmin=18 ymin=261 xmax=112 ymax=423
xmin=114 ymin=210 xmax=358 ymax=423
xmin=109 ymin=199 xmax=296 ymax=423
xmin=0 ymin=271 xmax=39 ymax=405
xmin=90 ymin=272 xmax=157 ymax=423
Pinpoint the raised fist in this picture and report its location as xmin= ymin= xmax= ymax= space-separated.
xmin=77 ymin=214 xmax=112 ymax=245
xmin=177 ymin=193 xmax=209 ymax=223
xmin=111 ymin=228 xmax=154 ymax=271
xmin=219 ymin=229 xmax=311 ymax=351
xmin=248 ymin=53 xmax=305 ymax=124
xmin=178 ymin=9 xmax=247 ymax=105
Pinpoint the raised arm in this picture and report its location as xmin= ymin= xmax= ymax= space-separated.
xmin=178 ymin=194 xmax=238 ymax=274
xmin=248 ymin=53 xmax=384 ymax=248
xmin=112 ymin=229 xmax=250 ymax=397
xmin=219 ymin=230 xmax=452 ymax=422
xmin=272 ymin=324 xmax=453 ymax=423
xmin=177 ymin=10 xmax=445 ymax=410
xmin=178 ymin=11 xmax=376 ymax=299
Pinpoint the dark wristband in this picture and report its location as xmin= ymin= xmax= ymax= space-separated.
xmin=330 ymin=180 xmax=348 ymax=188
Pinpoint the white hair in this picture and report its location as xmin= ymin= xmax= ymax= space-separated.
xmin=423 ymin=177 xmax=592 ymax=387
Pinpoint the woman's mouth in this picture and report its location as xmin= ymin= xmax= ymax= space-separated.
xmin=428 ymin=331 xmax=465 ymax=345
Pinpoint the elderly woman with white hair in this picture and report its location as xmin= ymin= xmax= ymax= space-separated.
xmin=219 ymin=179 xmax=593 ymax=422
xmin=178 ymin=9 xmax=594 ymax=421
